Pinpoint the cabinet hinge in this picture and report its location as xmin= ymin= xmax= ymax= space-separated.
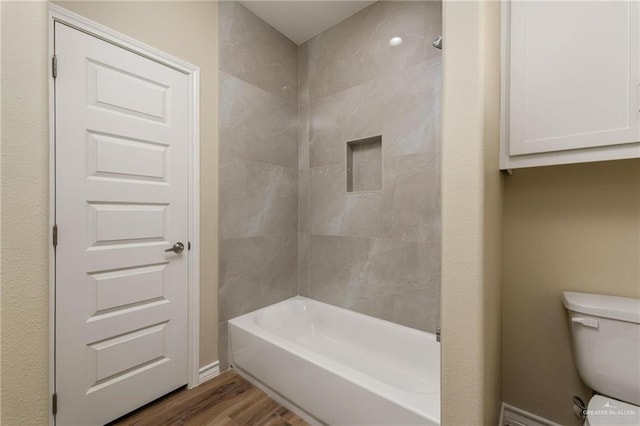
xmin=188 ymin=241 xmax=191 ymax=251
xmin=52 ymin=55 xmax=57 ymax=79
xmin=53 ymin=225 xmax=58 ymax=248
xmin=52 ymin=393 xmax=58 ymax=415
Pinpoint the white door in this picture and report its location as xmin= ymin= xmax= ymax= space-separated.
xmin=55 ymin=23 xmax=190 ymax=425
xmin=508 ymin=0 xmax=640 ymax=155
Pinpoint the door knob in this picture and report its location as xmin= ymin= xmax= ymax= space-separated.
xmin=165 ymin=242 xmax=185 ymax=254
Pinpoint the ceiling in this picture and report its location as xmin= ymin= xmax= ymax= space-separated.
xmin=239 ymin=1 xmax=376 ymax=45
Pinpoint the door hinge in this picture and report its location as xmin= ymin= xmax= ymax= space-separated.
xmin=52 ymin=393 xmax=58 ymax=415
xmin=53 ymin=224 xmax=58 ymax=248
xmin=52 ymin=55 xmax=57 ymax=79
xmin=188 ymin=241 xmax=191 ymax=251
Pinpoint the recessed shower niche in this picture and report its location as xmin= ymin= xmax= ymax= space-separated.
xmin=346 ymin=135 xmax=382 ymax=192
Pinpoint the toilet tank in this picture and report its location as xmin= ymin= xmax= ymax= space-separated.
xmin=562 ymin=292 xmax=640 ymax=405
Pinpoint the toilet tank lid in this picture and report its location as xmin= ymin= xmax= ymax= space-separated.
xmin=562 ymin=292 xmax=640 ymax=324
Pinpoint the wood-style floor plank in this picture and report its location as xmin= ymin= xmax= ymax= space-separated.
xmin=273 ymin=406 xmax=308 ymax=426
xmin=112 ymin=371 xmax=309 ymax=426
xmin=229 ymin=393 xmax=281 ymax=425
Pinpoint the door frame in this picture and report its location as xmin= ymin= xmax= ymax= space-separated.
xmin=48 ymin=4 xmax=201 ymax=424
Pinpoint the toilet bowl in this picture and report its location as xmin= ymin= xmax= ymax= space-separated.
xmin=562 ymin=292 xmax=640 ymax=426
xmin=583 ymin=395 xmax=639 ymax=426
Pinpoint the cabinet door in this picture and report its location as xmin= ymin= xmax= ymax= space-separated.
xmin=508 ymin=1 xmax=640 ymax=156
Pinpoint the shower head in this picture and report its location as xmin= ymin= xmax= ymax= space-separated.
xmin=432 ymin=35 xmax=443 ymax=50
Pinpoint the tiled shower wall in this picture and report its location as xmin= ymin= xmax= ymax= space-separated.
xmin=218 ymin=2 xmax=298 ymax=369
xmin=298 ymin=1 xmax=442 ymax=332
xmin=219 ymin=1 xmax=441 ymax=368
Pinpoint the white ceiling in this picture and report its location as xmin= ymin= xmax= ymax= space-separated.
xmin=239 ymin=1 xmax=376 ymax=45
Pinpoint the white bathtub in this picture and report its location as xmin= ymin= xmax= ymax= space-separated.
xmin=228 ymin=296 xmax=440 ymax=425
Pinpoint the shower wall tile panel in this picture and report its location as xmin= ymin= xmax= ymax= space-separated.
xmin=298 ymin=43 xmax=310 ymax=108
xmin=382 ymin=152 xmax=441 ymax=243
xmin=304 ymin=1 xmax=442 ymax=101
xmin=298 ymin=233 xmax=310 ymax=297
xmin=220 ymin=1 xmax=298 ymax=102
xmin=219 ymin=1 xmax=299 ymax=366
xmin=309 ymin=164 xmax=383 ymax=238
xmin=299 ymin=1 xmax=442 ymax=332
xmin=219 ymin=234 xmax=298 ymax=322
xmin=220 ymin=72 xmax=298 ymax=168
xmin=307 ymin=235 xmax=440 ymax=330
xmin=219 ymin=155 xmax=298 ymax=240
xmin=307 ymin=59 xmax=441 ymax=169
xmin=218 ymin=321 xmax=229 ymax=371
xmin=298 ymin=168 xmax=310 ymax=233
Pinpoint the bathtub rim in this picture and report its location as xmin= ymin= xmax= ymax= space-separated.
xmin=228 ymin=295 xmax=441 ymax=424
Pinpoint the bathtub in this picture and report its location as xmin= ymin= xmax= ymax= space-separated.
xmin=228 ymin=296 xmax=440 ymax=425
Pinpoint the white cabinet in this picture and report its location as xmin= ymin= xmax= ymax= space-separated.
xmin=500 ymin=0 xmax=640 ymax=169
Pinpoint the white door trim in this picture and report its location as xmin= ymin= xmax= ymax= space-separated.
xmin=48 ymin=4 xmax=201 ymax=424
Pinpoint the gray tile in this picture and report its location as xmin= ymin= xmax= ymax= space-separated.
xmin=219 ymin=234 xmax=298 ymax=322
xmin=218 ymin=321 xmax=229 ymax=372
xmin=307 ymin=58 xmax=441 ymax=169
xmin=219 ymin=157 xmax=298 ymax=239
xmin=298 ymin=42 xmax=310 ymax=107
xmin=381 ymin=59 xmax=442 ymax=158
xmin=340 ymin=192 xmax=383 ymax=238
xmin=305 ymin=1 xmax=442 ymax=101
xmin=309 ymin=165 xmax=346 ymax=235
xmin=308 ymin=235 xmax=440 ymax=329
xmin=382 ymin=153 xmax=440 ymax=242
xmin=348 ymin=288 xmax=440 ymax=332
xmin=309 ymin=78 xmax=384 ymax=168
xmin=366 ymin=238 xmax=440 ymax=299
xmin=391 ymin=289 xmax=440 ymax=332
xmin=220 ymin=1 xmax=298 ymax=102
xmin=309 ymin=165 xmax=383 ymax=238
xmin=298 ymin=233 xmax=310 ymax=297
xmin=298 ymin=168 xmax=309 ymax=233
xmin=220 ymin=73 xmax=298 ymax=168
xmin=308 ymin=235 xmax=371 ymax=307
xmin=298 ymin=104 xmax=310 ymax=170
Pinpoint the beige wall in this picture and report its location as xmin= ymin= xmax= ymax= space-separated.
xmin=502 ymin=159 xmax=640 ymax=425
xmin=1 ymin=2 xmax=219 ymax=424
xmin=441 ymin=0 xmax=503 ymax=424
xmin=2 ymin=3 xmax=50 ymax=423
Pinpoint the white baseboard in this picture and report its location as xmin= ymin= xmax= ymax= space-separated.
xmin=500 ymin=403 xmax=563 ymax=426
xmin=198 ymin=361 xmax=221 ymax=384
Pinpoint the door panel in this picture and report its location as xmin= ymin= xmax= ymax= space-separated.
xmin=508 ymin=0 xmax=640 ymax=155
xmin=55 ymin=22 xmax=189 ymax=425
xmin=88 ymin=131 xmax=169 ymax=183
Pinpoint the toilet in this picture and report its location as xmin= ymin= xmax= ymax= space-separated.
xmin=562 ymin=292 xmax=640 ymax=426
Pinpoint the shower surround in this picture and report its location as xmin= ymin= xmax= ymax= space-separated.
xmin=219 ymin=1 xmax=441 ymax=367
xmin=298 ymin=1 xmax=442 ymax=332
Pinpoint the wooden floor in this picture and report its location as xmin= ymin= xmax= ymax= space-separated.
xmin=112 ymin=371 xmax=309 ymax=426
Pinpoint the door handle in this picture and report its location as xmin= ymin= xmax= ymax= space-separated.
xmin=165 ymin=242 xmax=185 ymax=254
